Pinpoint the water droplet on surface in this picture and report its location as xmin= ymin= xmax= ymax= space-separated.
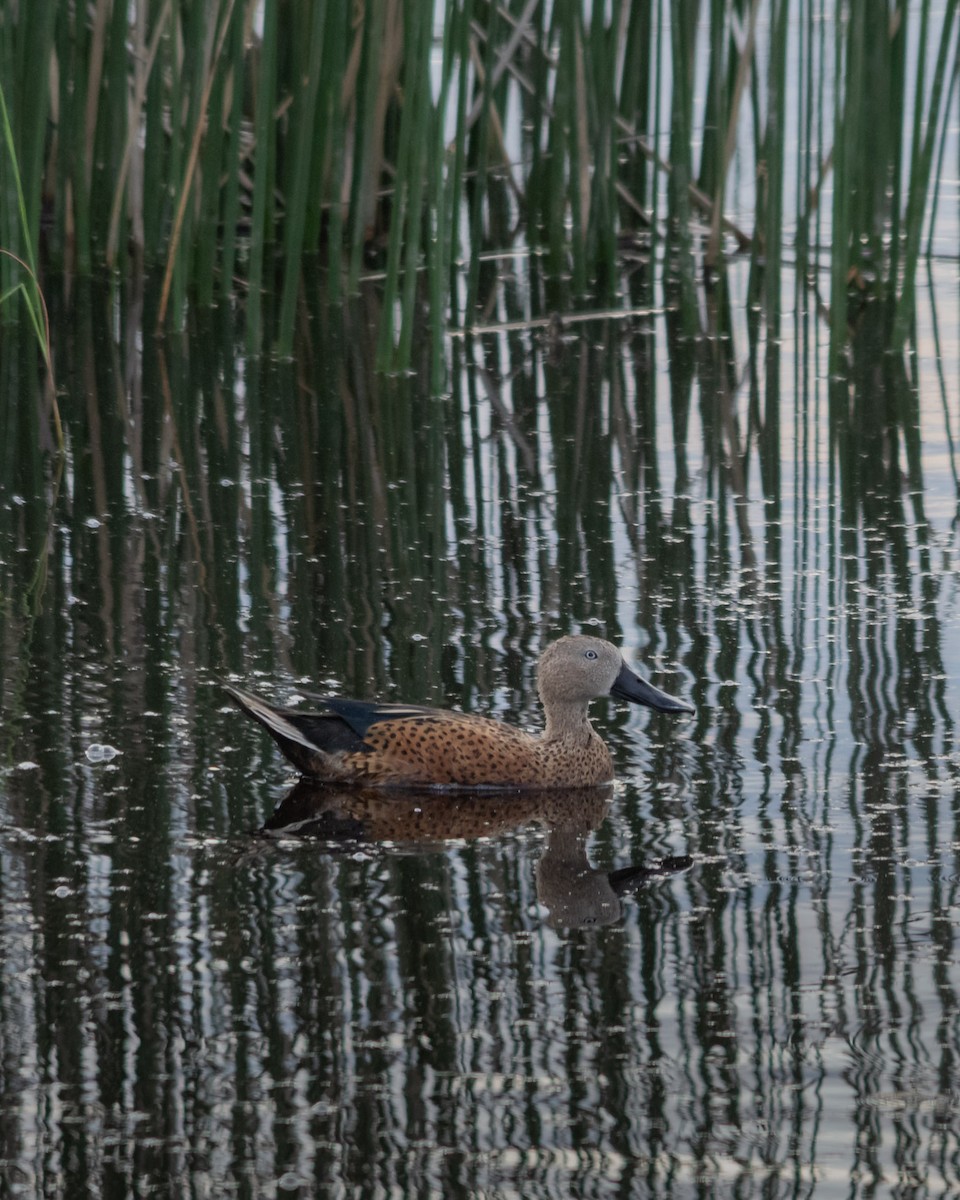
xmin=86 ymin=743 xmax=120 ymax=763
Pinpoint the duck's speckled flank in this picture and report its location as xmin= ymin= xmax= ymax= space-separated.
xmin=331 ymin=713 xmax=614 ymax=788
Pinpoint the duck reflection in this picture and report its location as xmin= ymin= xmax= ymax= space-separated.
xmin=537 ymin=824 xmax=693 ymax=929
xmin=259 ymin=781 xmax=692 ymax=928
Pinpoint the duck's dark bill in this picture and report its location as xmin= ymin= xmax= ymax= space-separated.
xmin=610 ymin=662 xmax=695 ymax=714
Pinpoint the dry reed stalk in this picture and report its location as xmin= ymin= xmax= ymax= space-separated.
xmin=106 ymin=0 xmax=173 ymax=267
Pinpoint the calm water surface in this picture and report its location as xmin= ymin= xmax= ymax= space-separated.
xmin=2 ymin=252 xmax=960 ymax=1198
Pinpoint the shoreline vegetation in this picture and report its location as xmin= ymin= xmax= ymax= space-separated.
xmin=0 ymin=1 xmax=955 ymax=372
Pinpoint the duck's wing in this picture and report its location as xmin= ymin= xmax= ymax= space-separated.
xmin=321 ymin=696 xmax=443 ymax=739
xmin=223 ymin=684 xmax=450 ymax=774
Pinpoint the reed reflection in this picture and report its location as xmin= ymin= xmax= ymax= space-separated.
xmin=1 ymin=256 xmax=960 ymax=1196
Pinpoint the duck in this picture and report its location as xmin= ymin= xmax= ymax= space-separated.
xmin=224 ymin=634 xmax=694 ymax=789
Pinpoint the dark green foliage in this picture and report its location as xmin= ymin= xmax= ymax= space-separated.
xmin=0 ymin=1 xmax=955 ymax=367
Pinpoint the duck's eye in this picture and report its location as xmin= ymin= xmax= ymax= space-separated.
xmin=584 ymin=649 xmax=598 ymax=660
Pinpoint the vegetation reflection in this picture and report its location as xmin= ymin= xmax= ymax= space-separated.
xmin=0 ymin=256 xmax=957 ymax=1190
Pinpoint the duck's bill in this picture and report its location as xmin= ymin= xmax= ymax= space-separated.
xmin=608 ymin=855 xmax=695 ymax=894
xmin=610 ymin=662 xmax=695 ymax=714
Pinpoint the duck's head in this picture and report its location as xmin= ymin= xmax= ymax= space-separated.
xmin=537 ymin=635 xmax=694 ymax=714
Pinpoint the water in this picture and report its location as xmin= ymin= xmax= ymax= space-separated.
xmin=1 ymin=247 xmax=960 ymax=1198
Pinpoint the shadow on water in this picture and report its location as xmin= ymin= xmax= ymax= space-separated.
xmin=0 ymin=252 xmax=959 ymax=1195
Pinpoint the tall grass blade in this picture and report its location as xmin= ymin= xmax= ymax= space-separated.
xmin=217 ymin=7 xmax=247 ymax=304
xmin=666 ymin=0 xmax=699 ymax=335
xmin=0 ymin=79 xmax=61 ymax=448
xmin=395 ymin=1 xmax=433 ymax=370
xmin=707 ymin=0 xmax=760 ymax=270
xmin=107 ymin=0 xmax=172 ymax=268
xmin=278 ymin=0 xmax=327 ymax=356
xmin=924 ymin=42 xmax=959 ymax=258
xmin=246 ymin=0 xmax=279 ymax=351
xmin=892 ymin=0 xmax=958 ymax=349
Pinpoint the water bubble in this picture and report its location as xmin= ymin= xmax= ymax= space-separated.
xmin=86 ymin=743 xmax=120 ymax=763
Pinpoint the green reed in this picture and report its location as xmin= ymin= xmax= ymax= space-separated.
xmin=0 ymin=78 xmax=61 ymax=451
xmin=827 ymin=0 xmax=958 ymax=366
xmin=0 ymin=1 xmax=955 ymax=369
xmin=0 ymin=83 xmax=43 ymax=334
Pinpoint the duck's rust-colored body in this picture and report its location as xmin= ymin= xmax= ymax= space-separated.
xmin=224 ymin=635 xmax=693 ymax=789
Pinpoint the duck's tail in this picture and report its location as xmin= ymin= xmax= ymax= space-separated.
xmin=222 ymin=683 xmax=328 ymax=775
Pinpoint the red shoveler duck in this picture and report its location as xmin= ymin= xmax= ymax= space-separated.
xmin=224 ymin=634 xmax=694 ymax=789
